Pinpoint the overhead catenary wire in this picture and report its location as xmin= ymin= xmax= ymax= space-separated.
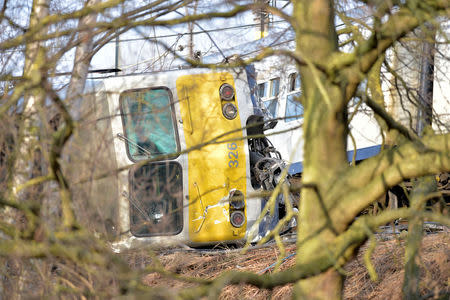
xmin=0 ymin=20 xmax=289 ymax=55
xmin=105 ymin=19 xmax=289 ymax=44
xmin=0 ymin=5 xmax=373 ymax=78
xmin=103 ymin=6 xmax=367 ymax=45
xmin=0 ymin=3 xmax=374 ymax=56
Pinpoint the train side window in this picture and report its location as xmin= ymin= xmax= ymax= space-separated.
xmin=258 ymin=78 xmax=280 ymax=118
xmin=285 ymin=73 xmax=304 ymax=122
xmin=270 ymin=78 xmax=280 ymax=97
xmin=285 ymin=94 xmax=304 ymax=122
xmin=120 ymin=87 xmax=179 ymax=161
xmin=289 ymin=73 xmax=301 ymax=91
xmin=263 ymin=99 xmax=278 ymax=118
xmin=129 ymin=162 xmax=183 ymax=236
xmin=258 ymin=82 xmax=269 ymax=98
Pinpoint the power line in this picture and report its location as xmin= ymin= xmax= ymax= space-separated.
xmin=0 ymin=21 xmax=290 ymax=55
xmin=109 ymin=20 xmax=289 ymax=44
xmin=0 ymin=22 xmax=265 ymax=54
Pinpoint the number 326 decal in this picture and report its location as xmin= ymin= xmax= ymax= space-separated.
xmin=227 ymin=143 xmax=239 ymax=168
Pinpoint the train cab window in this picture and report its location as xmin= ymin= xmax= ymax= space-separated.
xmin=258 ymin=77 xmax=280 ymax=118
xmin=271 ymin=77 xmax=280 ymax=97
xmin=129 ymin=162 xmax=183 ymax=236
xmin=258 ymin=82 xmax=269 ymax=98
xmin=120 ymin=88 xmax=179 ymax=161
xmin=285 ymin=73 xmax=304 ymax=122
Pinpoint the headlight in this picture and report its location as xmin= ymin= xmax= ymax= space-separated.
xmin=222 ymin=103 xmax=237 ymax=120
xmin=230 ymin=211 xmax=245 ymax=228
xmin=219 ymin=83 xmax=235 ymax=101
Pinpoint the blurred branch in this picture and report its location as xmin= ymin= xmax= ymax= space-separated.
xmin=0 ymin=2 xmax=252 ymax=50
xmin=330 ymin=134 xmax=450 ymax=228
xmin=44 ymin=82 xmax=76 ymax=229
xmin=176 ymin=207 xmax=415 ymax=299
xmin=403 ymin=176 xmax=436 ymax=298
xmin=0 ymin=0 xmax=124 ymax=50
xmin=359 ymin=92 xmax=422 ymax=144
xmin=327 ymin=0 xmax=449 ymax=101
xmin=15 ymin=175 xmax=54 ymax=194
xmin=81 ymin=117 xmax=303 ymax=184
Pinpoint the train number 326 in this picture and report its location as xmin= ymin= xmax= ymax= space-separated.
xmin=227 ymin=143 xmax=239 ymax=168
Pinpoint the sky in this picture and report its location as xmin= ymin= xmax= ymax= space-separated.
xmin=0 ymin=0 xmax=367 ymax=77
xmin=0 ymin=0 xmax=294 ymax=96
xmin=89 ymin=0 xmax=293 ymax=73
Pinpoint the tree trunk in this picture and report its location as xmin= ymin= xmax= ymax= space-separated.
xmin=403 ymin=25 xmax=436 ymax=299
xmin=7 ymin=2 xmax=49 ymax=299
xmin=66 ymin=0 xmax=101 ymax=103
xmin=44 ymin=0 xmax=101 ymax=229
xmin=402 ymin=176 xmax=436 ymax=299
xmin=293 ymin=0 xmax=348 ymax=298
xmin=12 ymin=0 xmax=49 ymax=199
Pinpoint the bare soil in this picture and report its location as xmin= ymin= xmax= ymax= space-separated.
xmin=138 ymin=233 xmax=449 ymax=299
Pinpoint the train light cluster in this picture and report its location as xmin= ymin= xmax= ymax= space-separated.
xmin=219 ymin=83 xmax=235 ymax=101
xmin=229 ymin=189 xmax=245 ymax=228
xmin=222 ymin=103 xmax=238 ymax=120
xmin=230 ymin=211 xmax=245 ymax=228
xmin=219 ymin=83 xmax=238 ymax=120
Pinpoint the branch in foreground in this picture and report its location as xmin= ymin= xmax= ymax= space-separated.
xmin=171 ymin=208 xmax=416 ymax=299
xmin=327 ymin=132 xmax=450 ymax=215
xmin=360 ymin=92 xmax=421 ymax=144
xmin=45 ymin=81 xmax=77 ymax=229
xmin=331 ymin=140 xmax=450 ymax=228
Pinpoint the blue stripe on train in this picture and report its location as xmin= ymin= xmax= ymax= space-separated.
xmin=244 ymin=64 xmax=264 ymax=116
xmin=288 ymin=145 xmax=382 ymax=174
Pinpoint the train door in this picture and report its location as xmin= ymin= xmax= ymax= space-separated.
xmin=118 ymin=86 xmax=184 ymax=238
xmin=176 ymin=72 xmax=248 ymax=244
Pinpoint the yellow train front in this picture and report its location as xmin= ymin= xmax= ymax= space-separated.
xmin=77 ymin=68 xmax=263 ymax=250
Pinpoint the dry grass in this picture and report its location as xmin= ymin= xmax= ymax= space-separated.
xmin=343 ymin=233 xmax=449 ymax=300
xmin=139 ymin=234 xmax=449 ymax=299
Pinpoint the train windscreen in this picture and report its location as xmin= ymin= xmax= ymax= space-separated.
xmin=120 ymin=87 xmax=178 ymax=161
xmin=128 ymin=162 xmax=183 ymax=236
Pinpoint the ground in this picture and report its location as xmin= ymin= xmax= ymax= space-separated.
xmin=132 ymin=233 xmax=449 ymax=299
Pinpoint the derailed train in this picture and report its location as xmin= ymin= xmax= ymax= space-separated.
xmin=70 ymin=65 xmax=382 ymax=251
